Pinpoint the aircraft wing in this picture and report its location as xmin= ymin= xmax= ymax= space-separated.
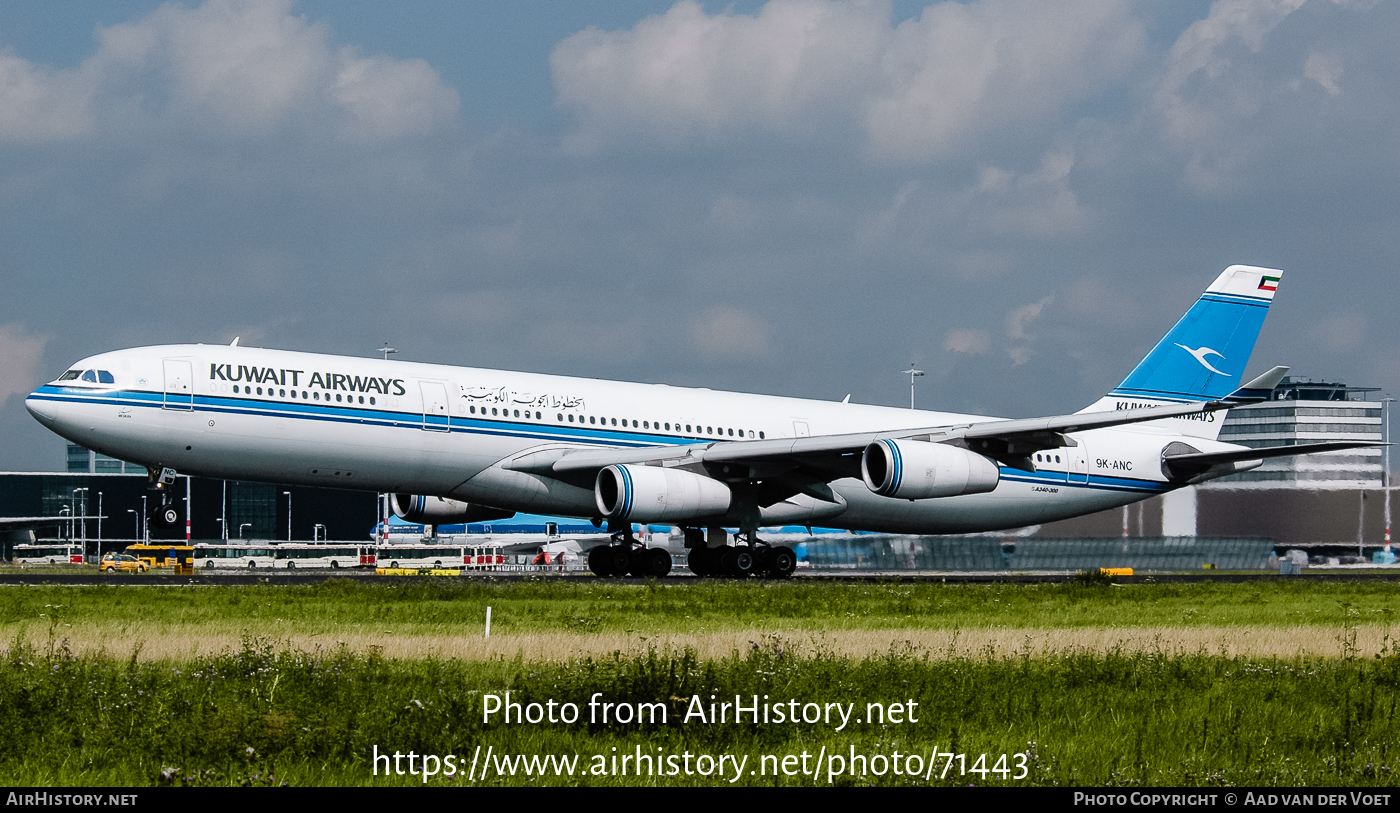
xmin=502 ymin=368 xmax=1292 ymax=507
xmin=524 ymin=399 xmax=1232 ymax=482
xmin=536 ymin=366 xmax=1289 ymax=477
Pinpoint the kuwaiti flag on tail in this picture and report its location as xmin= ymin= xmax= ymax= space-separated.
xmin=1107 ymin=265 xmax=1282 ymax=403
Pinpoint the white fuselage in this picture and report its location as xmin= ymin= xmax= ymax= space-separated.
xmin=26 ymin=344 xmax=1241 ymax=535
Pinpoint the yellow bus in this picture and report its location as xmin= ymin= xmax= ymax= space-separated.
xmin=123 ymin=544 xmax=196 ymax=575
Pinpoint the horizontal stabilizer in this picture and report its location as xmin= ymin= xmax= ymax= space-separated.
xmin=1162 ymin=440 xmax=1384 ymax=483
xmin=1217 ymin=365 xmax=1289 ymax=405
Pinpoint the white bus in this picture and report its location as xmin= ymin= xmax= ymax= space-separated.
xmin=13 ymin=543 xmax=85 ymax=565
xmin=273 ymin=543 xmax=368 ymax=570
xmin=193 ymin=543 xmax=277 ymax=569
xmin=376 ymin=543 xmax=465 ymax=570
xmin=194 ymin=543 xmax=373 ymax=569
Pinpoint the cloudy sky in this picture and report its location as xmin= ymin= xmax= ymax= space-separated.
xmin=1 ymin=0 xmax=1397 ymax=471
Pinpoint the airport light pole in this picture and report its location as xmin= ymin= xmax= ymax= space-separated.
xmin=96 ymin=492 xmax=102 ymax=557
xmin=314 ymin=523 xmax=326 ymax=543
xmin=60 ymin=506 xmax=70 ymax=543
xmin=141 ymin=496 xmax=148 ymax=543
xmin=284 ymin=491 xmax=292 ymax=542
xmin=902 ymin=365 xmax=924 ymax=409
xmin=240 ymin=523 xmax=251 ymax=539
xmin=128 ymin=509 xmax=138 ymax=542
xmin=221 ymin=480 xmax=228 ymax=542
xmin=1385 ymin=397 xmax=1394 ymax=552
xmin=74 ymin=488 xmax=88 ymax=547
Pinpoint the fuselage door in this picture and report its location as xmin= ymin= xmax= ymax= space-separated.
xmin=162 ymin=359 xmax=193 ymax=410
xmin=420 ymin=381 xmax=450 ymax=431
xmin=1067 ymin=440 xmax=1089 ymax=484
xmin=793 ymin=420 xmax=810 ymax=437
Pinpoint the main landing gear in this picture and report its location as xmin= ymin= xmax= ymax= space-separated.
xmin=685 ymin=528 xmax=796 ymax=579
xmin=586 ymin=527 xmax=673 ymax=578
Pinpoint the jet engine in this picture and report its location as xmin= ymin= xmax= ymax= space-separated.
xmin=595 ymin=464 xmax=732 ymax=523
xmin=391 ymin=494 xmax=515 ymax=524
xmin=861 ymin=439 xmax=1000 ymax=500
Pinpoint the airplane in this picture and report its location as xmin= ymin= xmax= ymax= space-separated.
xmin=25 ymin=265 xmax=1377 ymax=579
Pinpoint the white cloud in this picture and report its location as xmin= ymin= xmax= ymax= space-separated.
xmin=864 ymin=0 xmax=1144 ymax=162
xmin=973 ymin=151 xmax=1086 ymax=237
xmin=1151 ymin=0 xmax=1309 ymax=192
xmin=1303 ymin=51 xmax=1343 ymax=96
xmin=0 ymin=324 xmax=47 ymax=405
xmin=1007 ymin=296 xmax=1052 ymax=340
xmin=0 ymin=0 xmax=459 ymax=145
xmin=0 ymin=50 xmax=93 ymax=142
xmin=552 ymin=0 xmax=1146 ymax=162
xmin=554 ymin=0 xmax=888 ymax=151
xmin=1005 ymin=295 xmax=1052 ymax=365
xmin=689 ymin=307 xmax=773 ymax=360
xmin=943 ymin=328 xmax=990 ymax=354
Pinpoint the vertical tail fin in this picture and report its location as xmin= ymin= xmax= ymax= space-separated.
xmin=1079 ymin=265 xmax=1283 ymax=439
xmin=1109 ymin=265 xmax=1280 ymax=402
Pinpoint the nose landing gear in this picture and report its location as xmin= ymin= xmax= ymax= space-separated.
xmin=147 ymin=465 xmax=182 ymax=529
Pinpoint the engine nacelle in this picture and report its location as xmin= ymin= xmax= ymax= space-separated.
xmin=595 ymin=464 xmax=732 ymax=523
xmin=391 ymin=494 xmax=515 ymax=524
xmin=861 ymin=439 xmax=1000 ymax=500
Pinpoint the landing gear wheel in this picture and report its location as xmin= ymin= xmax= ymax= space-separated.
xmin=719 ymin=547 xmax=737 ymax=576
xmin=588 ymin=545 xmax=611 ymax=576
xmin=647 ymin=547 xmax=672 ymax=577
xmin=687 ymin=547 xmax=711 ymax=577
xmin=767 ymin=546 xmax=797 ymax=578
xmin=606 ymin=545 xmax=631 ymax=576
xmin=731 ymin=545 xmax=757 ymax=577
xmin=627 ymin=547 xmax=650 ymax=577
xmin=589 ymin=544 xmax=630 ymax=577
xmin=150 ymin=503 xmax=179 ymax=529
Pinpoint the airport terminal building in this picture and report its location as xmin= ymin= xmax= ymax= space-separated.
xmin=2 ymin=450 xmax=377 ymax=560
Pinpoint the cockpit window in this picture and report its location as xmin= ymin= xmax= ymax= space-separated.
xmin=98 ymin=371 xmax=114 ymax=384
xmin=59 ymin=371 xmax=80 ymax=381
xmin=81 ymin=371 xmax=97 ymax=383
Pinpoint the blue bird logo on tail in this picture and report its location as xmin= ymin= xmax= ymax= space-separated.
xmin=1173 ymin=344 xmax=1230 ymax=376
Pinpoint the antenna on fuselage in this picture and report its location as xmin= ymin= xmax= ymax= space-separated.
xmin=378 ymin=344 xmax=397 ymax=361
xmin=230 ymin=337 xmax=240 ymax=347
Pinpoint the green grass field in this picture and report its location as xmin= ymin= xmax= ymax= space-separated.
xmin=3 ymin=578 xmax=1400 ymax=786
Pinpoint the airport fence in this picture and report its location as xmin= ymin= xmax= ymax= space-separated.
xmin=802 ymin=535 xmax=1275 ymax=572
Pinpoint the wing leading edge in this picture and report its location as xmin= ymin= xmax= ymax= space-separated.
xmin=516 ymin=366 xmax=1292 ymax=481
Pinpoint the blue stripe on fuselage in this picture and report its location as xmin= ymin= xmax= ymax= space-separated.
xmin=28 ymin=386 xmax=697 ymax=450
xmin=31 ymin=387 xmax=1174 ymax=495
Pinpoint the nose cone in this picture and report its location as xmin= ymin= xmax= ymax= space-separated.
xmin=25 ymin=390 xmax=57 ymax=427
